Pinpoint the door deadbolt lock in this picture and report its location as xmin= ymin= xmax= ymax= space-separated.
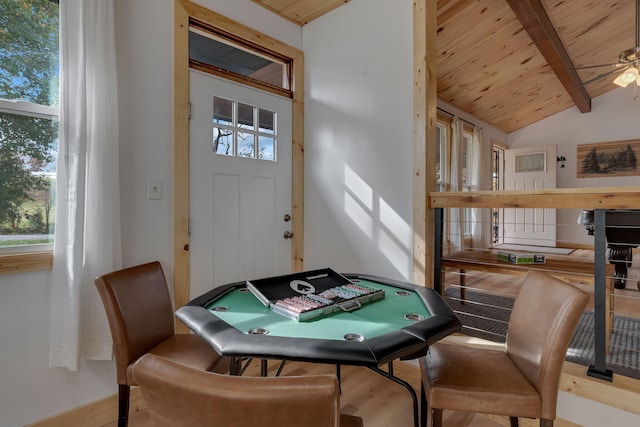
xmin=284 ymin=231 xmax=294 ymax=239
xmin=283 ymin=214 xmax=291 ymax=222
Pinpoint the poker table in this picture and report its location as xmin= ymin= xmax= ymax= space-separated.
xmin=176 ymin=273 xmax=461 ymax=427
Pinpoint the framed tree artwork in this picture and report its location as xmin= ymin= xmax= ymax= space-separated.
xmin=577 ymin=139 xmax=640 ymax=178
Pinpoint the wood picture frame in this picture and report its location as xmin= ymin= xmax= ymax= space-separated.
xmin=577 ymin=139 xmax=640 ymax=178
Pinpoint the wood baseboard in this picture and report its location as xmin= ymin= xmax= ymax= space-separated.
xmin=24 ymin=387 xmax=146 ymax=427
xmin=484 ymin=413 xmax=582 ymax=427
xmin=560 ymin=362 xmax=640 ymax=416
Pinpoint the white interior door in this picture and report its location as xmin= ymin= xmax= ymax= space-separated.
xmin=503 ymin=145 xmax=557 ymax=247
xmin=189 ymin=70 xmax=292 ymax=298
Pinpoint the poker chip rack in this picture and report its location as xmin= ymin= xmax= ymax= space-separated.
xmin=246 ymin=268 xmax=385 ymax=321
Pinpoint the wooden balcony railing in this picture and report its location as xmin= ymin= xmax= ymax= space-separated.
xmin=428 ymin=186 xmax=640 ymax=210
xmin=427 ymin=186 xmax=640 ymax=382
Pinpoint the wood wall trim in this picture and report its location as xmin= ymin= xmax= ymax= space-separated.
xmin=290 ymin=49 xmax=305 ymax=272
xmin=179 ymin=0 xmax=302 ymax=59
xmin=173 ymin=0 xmax=305 ymax=321
xmin=561 ymin=362 xmax=640 ymax=416
xmin=413 ymin=0 xmax=437 ymax=288
xmin=173 ymin=0 xmax=191 ymax=333
xmin=412 ymin=0 xmax=427 ymax=286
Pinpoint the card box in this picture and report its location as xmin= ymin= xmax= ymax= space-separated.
xmin=497 ymin=251 xmax=546 ymax=264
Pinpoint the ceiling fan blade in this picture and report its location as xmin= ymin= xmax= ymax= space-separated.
xmin=578 ymin=65 xmax=632 ymax=86
xmin=571 ymin=62 xmax=627 ymax=70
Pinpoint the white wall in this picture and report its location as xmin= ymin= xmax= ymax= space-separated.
xmin=508 ymin=88 xmax=640 ymax=245
xmin=0 ymin=271 xmax=115 ymax=427
xmin=0 ymin=1 xmax=300 ymax=426
xmin=303 ymin=0 xmax=416 ymax=281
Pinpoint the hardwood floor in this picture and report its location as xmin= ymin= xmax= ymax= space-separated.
xmin=104 ymin=359 xmax=503 ymax=427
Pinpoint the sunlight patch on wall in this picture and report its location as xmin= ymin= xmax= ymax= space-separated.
xmin=344 ymin=165 xmax=373 ymax=210
xmin=378 ymin=197 xmax=411 ymax=274
xmin=343 ymin=164 xmax=411 ymax=277
xmin=379 ymin=198 xmax=410 ymax=249
xmin=344 ymin=191 xmax=374 ymax=239
xmin=378 ymin=229 xmax=409 ymax=274
xmin=344 ymin=165 xmax=374 ymax=239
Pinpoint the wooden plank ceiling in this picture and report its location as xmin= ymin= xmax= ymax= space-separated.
xmin=252 ymin=0 xmax=637 ymax=133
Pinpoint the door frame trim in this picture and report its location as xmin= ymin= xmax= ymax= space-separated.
xmin=173 ymin=0 xmax=304 ymax=321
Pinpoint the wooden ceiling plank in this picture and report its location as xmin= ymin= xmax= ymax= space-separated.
xmin=281 ymin=0 xmax=351 ymax=25
xmin=542 ymin=0 xmax=633 ymax=99
xmin=436 ymin=0 xmax=572 ymax=132
xmin=254 ymin=0 xmax=298 ymax=12
xmin=251 ymin=0 xmax=303 ymax=25
xmin=437 ymin=0 xmax=477 ymax=26
xmin=253 ymin=0 xmax=350 ymax=26
xmin=505 ymin=0 xmax=591 ymax=113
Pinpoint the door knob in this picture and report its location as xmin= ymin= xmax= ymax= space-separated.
xmin=284 ymin=231 xmax=294 ymax=239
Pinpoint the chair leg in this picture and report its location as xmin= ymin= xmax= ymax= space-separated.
xmin=432 ymin=408 xmax=443 ymax=427
xmin=420 ymin=384 xmax=427 ymax=427
xmin=118 ymin=384 xmax=130 ymax=427
xmin=540 ymin=419 xmax=554 ymax=427
xmin=509 ymin=416 xmax=519 ymax=427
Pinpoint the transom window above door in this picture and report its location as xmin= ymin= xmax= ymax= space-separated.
xmin=212 ymin=96 xmax=277 ymax=161
xmin=189 ymin=23 xmax=292 ymax=98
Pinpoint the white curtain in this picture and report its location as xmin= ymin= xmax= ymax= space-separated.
xmin=470 ymin=127 xmax=485 ymax=247
xmin=49 ymin=0 xmax=122 ymax=371
xmin=449 ymin=117 xmax=464 ymax=252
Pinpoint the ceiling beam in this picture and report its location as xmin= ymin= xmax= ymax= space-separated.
xmin=505 ymin=0 xmax=591 ymax=113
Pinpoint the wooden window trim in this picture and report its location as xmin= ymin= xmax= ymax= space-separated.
xmin=189 ymin=60 xmax=292 ymax=99
xmin=436 ymin=112 xmax=452 ymax=124
xmin=0 ymin=251 xmax=53 ymax=275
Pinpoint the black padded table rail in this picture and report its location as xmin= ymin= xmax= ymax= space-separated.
xmin=176 ymin=273 xmax=461 ymax=367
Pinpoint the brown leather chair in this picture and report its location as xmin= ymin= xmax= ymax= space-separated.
xmin=419 ymin=270 xmax=589 ymax=427
xmin=95 ymin=261 xmax=229 ymax=427
xmin=132 ymin=353 xmax=364 ymax=427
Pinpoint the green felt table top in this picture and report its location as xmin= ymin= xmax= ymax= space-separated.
xmin=206 ymin=279 xmax=432 ymax=341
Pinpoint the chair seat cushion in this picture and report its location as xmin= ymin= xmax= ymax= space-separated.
xmin=420 ymin=342 xmax=542 ymax=418
xmin=127 ymin=334 xmax=227 ymax=385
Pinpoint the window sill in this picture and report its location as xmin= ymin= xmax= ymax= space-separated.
xmin=0 ymin=251 xmax=53 ymax=276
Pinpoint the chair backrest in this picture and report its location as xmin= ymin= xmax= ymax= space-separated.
xmin=506 ymin=270 xmax=589 ymax=420
xmin=133 ymin=353 xmax=342 ymax=427
xmin=95 ymin=261 xmax=175 ymax=384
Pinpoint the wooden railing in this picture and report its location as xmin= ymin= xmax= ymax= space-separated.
xmin=428 ymin=186 xmax=640 ymax=210
xmin=427 ymin=186 xmax=640 ymax=382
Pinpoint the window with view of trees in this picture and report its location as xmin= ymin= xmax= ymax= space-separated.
xmin=0 ymin=0 xmax=59 ymax=249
